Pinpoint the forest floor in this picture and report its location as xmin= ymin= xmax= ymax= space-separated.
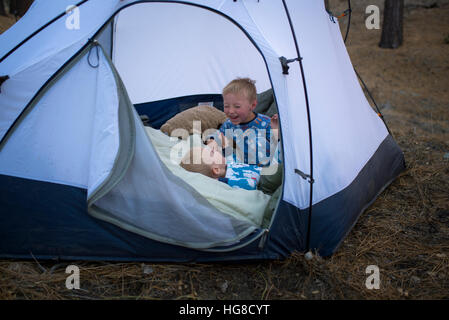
xmin=0 ymin=3 xmax=448 ymax=300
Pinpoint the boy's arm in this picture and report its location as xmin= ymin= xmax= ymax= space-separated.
xmin=226 ymin=164 xmax=261 ymax=190
xmin=226 ymin=176 xmax=259 ymax=190
xmin=205 ymin=123 xmax=224 ymax=148
xmin=270 ymin=114 xmax=280 ymax=142
xmin=206 ymin=122 xmax=232 ymax=149
xmin=206 ymin=132 xmax=231 ymax=149
xmin=258 ymin=114 xmax=280 ymax=166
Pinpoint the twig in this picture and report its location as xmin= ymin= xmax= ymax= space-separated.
xmin=29 ymin=252 xmax=47 ymax=273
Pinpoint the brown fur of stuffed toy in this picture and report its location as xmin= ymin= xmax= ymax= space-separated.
xmin=160 ymin=105 xmax=227 ymax=140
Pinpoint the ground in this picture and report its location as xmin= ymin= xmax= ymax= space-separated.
xmin=0 ymin=3 xmax=448 ymax=300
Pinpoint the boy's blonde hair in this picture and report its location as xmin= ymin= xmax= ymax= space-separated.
xmin=222 ymin=78 xmax=257 ymax=103
xmin=180 ymin=147 xmax=214 ymax=178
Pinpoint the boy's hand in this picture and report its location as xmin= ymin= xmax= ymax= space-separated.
xmin=219 ymin=132 xmax=232 ymax=149
xmin=271 ymin=113 xmax=279 ymax=130
xmin=270 ymin=114 xmax=280 ymax=142
xmin=206 ymin=132 xmax=233 ymax=156
xmin=206 ymin=139 xmax=220 ymax=152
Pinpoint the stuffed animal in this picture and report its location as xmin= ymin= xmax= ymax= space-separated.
xmin=160 ymin=105 xmax=227 ymax=140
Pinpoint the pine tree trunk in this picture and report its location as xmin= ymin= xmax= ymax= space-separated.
xmin=379 ymin=0 xmax=404 ymax=49
xmin=10 ymin=0 xmax=33 ymax=17
xmin=9 ymin=0 xmax=16 ymax=15
xmin=0 ymin=0 xmax=6 ymax=16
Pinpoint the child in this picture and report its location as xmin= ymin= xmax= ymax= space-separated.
xmin=180 ymin=146 xmax=262 ymax=191
xmin=206 ymin=78 xmax=279 ymax=166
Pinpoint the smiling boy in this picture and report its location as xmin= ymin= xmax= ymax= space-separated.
xmin=206 ymin=78 xmax=279 ymax=166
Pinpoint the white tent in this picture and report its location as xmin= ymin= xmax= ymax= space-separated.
xmin=0 ymin=0 xmax=404 ymax=261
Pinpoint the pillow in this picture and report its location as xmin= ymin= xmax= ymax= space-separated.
xmin=160 ymin=105 xmax=227 ymax=140
xmin=254 ymin=89 xmax=274 ymax=115
xmin=264 ymin=100 xmax=279 ymax=118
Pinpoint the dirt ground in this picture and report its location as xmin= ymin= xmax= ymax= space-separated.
xmin=0 ymin=3 xmax=448 ymax=300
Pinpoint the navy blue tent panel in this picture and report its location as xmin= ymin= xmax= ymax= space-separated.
xmin=267 ymin=134 xmax=405 ymax=257
xmin=307 ymin=135 xmax=405 ymax=256
xmin=0 ymin=134 xmax=404 ymax=261
xmin=134 ymin=94 xmax=223 ymax=129
xmin=0 ymin=174 xmax=279 ymax=262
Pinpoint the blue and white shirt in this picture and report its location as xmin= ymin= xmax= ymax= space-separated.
xmin=219 ymin=162 xmax=262 ymax=190
xmin=209 ymin=113 xmax=276 ymax=166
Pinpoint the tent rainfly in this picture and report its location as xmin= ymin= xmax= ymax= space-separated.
xmin=0 ymin=0 xmax=405 ymax=262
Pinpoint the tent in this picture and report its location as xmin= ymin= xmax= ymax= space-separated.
xmin=0 ymin=0 xmax=405 ymax=262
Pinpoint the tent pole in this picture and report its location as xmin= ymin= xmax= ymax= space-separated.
xmin=0 ymin=0 xmax=90 ymax=64
xmin=281 ymin=0 xmax=315 ymax=256
xmin=344 ymin=0 xmax=352 ymax=43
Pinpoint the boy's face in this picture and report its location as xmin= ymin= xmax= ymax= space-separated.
xmin=223 ymin=92 xmax=257 ymax=125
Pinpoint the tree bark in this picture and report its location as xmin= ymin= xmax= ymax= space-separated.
xmin=324 ymin=0 xmax=330 ymax=11
xmin=379 ymin=0 xmax=404 ymax=49
xmin=0 ymin=0 xmax=6 ymax=16
xmin=10 ymin=0 xmax=33 ymax=17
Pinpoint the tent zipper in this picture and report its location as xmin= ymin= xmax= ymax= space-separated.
xmin=201 ymin=228 xmax=269 ymax=253
xmin=258 ymin=229 xmax=269 ymax=249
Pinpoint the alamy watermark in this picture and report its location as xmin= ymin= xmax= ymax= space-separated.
xmin=65 ymin=4 xmax=381 ymax=31
xmin=365 ymin=5 xmax=380 ymax=30
xmin=365 ymin=265 xmax=380 ymax=289
xmin=65 ymin=5 xmax=80 ymax=30
xmin=168 ymin=121 xmax=281 ymax=175
xmin=65 ymin=265 xmax=80 ymax=290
